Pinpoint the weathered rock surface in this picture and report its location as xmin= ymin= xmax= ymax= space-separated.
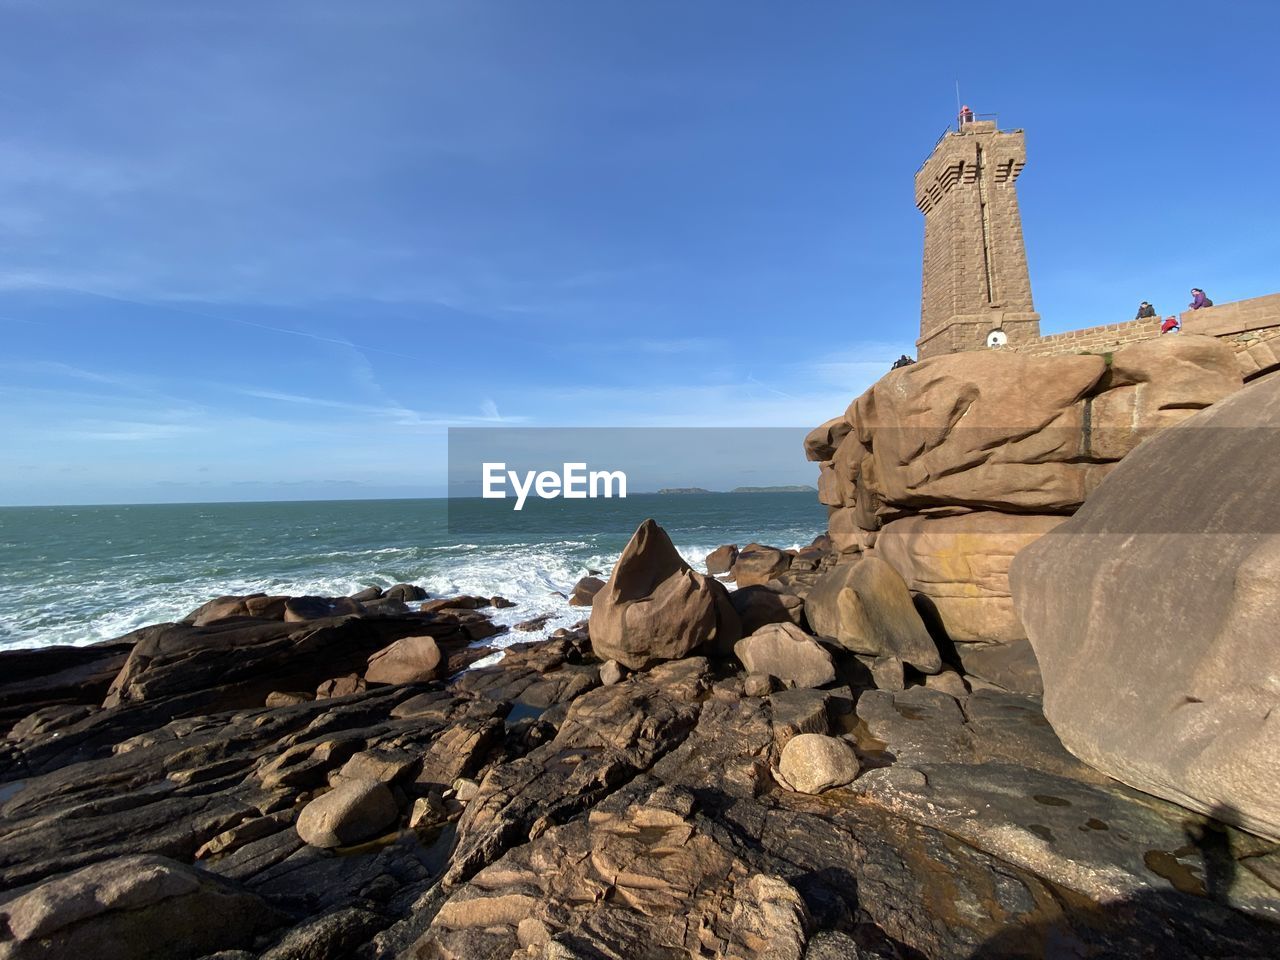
xmin=2 ymin=560 xmax=1278 ymax=959
xmin=512 ymin=613 xmax=554 ymax=632
xmin=841 ymin=350 xmax=1109 ymax=515
xmin=384 ymin=583 xmax=428 ymax=603
xmin=953 ymin=637 xmax=1043 ymax=695
xmin=730 ymin=544 xmax=793 ymax=587
xmin=804 ymin=557 xmax=940 ymax=672
xmin=415 ymin=785 xmax=813 ymax=960
xmin=589 ymin=519 xmax=740 ymax=669
xmin=876 ymin=511 xmax=1065 ymax=647
xmin=729 ymin=584 xmax=806 ymax=634
xmin=705 ymin=543 xmax=738 ymax=575
xmin=827 ymin=337 xmax=1236 ymax=522
xmin=803 ymin=415 xmax=852 ymax=463
xmin=853 ymin=686 xmax=1280 ymax=924
xmin=1011 ymin=374 xmax=1280 ymax=842
xmin=804 ymin=337 xmax=1248 ymax=696
xmin=734 ymin=622 xmax=836 ymax=689
xmin=102 ymin=612 xmax=471 ymax=714
xmin=186 ymin=593 xmax=291 ymax=626
xmin=1087 ymin=334 xmax=1243 ymax=459
xmin=0 ymin=854 xmax=279 ymax=960
xmin=0 ymin=639 xmax=132 ymax=731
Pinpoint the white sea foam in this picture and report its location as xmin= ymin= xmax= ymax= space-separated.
xmin=1 ymin=505 xmax=825 ymax=652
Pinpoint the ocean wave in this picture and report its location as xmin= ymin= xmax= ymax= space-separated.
xmin=0 ymin=501 xmax=826 ymax=651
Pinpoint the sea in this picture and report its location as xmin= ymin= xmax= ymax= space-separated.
xmin=0 ymin=493 xmax=827 ymax=652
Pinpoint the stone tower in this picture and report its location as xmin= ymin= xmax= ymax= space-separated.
xmin=915 ymin=119 xmax=1040 ymax=359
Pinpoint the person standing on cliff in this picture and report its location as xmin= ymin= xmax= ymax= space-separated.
xmin=1189 ymin=288 xmax=1213 ymax=309
xmin=1136 ymin=301 xmax=1157 ymax=319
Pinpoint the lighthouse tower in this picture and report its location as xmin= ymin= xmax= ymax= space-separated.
xmin=914 ymin=116 xmax=1040 ymax=358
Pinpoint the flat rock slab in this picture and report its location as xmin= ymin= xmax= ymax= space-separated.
xmin=0 ymin=854 xmax=281 ymax=960
xmin=854 ymin=687 xmax=1280 ymax=920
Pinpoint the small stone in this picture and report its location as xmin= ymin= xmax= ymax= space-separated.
xmin=296 ymin=778 xmax=399 ymax=848
xmin=568 ymin=576 xmax=606 ymax=607
xmin=315 ymin=674 xmax=365 ymax=699
xmin=514 ymin=614 xmax=554 ymax=632
xmin=335 ymin=749 xmax=418 ymax=785
xmin=869 ymin=655 xmax=905 ymax=691
xmin=364 ymin=635 xmax=444 ymax=685
xmin=924 ymin=669 xmax=969 ymax=698
xmin=409 ymin=794 xmax=447 ymax=830
xmin=599 ymin=660 xmax=624 ymax=686
xmin=743 ymin=674 xmax=776 ymax=698
xmin=778 ymin=734 xmax=860 ymax=795
xmin=452 ymin=777 xmax=480 ymax=803
xmin=265 ymin=691 xmax=312 ymax=708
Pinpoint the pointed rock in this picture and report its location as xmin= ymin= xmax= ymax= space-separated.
xmin=589 ymin=519 xmax=740 ymax=670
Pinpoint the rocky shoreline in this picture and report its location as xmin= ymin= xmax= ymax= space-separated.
xmin=1 ymin=513 xmax=1279 ymax=959
xmin=3 ymin=335 xmax=1280 ymax=958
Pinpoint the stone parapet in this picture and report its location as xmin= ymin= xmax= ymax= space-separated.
xmin=1009 ymin=295 xmax=1280 ymax=373
xmin=1012 ymin=318 xmax=1164 ymax=357
xmin=1181 ymin=293 xmax=1280 ymax=338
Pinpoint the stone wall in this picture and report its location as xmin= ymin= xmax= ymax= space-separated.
xmin=1227 ymin=326 xmax=1280 ymax=381
xmin=1183 ymin=292 xmax=1280 ymax=338
xmin=1007 ymin=293 xmax=1280 ymax=380
xmin=1013 ymin=317 xmax=1164 ymax=357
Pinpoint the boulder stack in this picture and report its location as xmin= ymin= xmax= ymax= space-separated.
xmin=804 ymin=556 xmax=940 ymax=673
xmin=805 ymin=335 xmax=1243 ymax=692
xmin=589 ymin=519 xmax=741 ymax=670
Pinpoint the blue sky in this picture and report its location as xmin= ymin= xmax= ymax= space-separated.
xmin=1 ymin=1 xmax=1277 ymax=504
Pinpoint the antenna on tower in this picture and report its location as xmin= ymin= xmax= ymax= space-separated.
xmin=954 ymin=80 xmax=962 ymax=126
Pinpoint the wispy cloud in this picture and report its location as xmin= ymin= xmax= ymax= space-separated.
xmin=230 ymin=385 xmax=528 ymax=427
xmin=63 ymin=420 xmax=199 ymax=442
xmin=625 ymin=337 xmax=724 ymax=354
xmin=0 ymin=275 xmax=434 ymax=360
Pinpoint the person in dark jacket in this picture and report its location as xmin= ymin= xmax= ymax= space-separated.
xmin=891 ymin=354 xmax=915 ymax=369
xmin=1189 ymin=288 xmax=1213 ymax=309
xmin=1136 ymin=301 xmax=1157 ymax=319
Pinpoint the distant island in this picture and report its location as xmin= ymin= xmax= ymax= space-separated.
xmin=655 ymin=485 xmax=816 ymax=494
